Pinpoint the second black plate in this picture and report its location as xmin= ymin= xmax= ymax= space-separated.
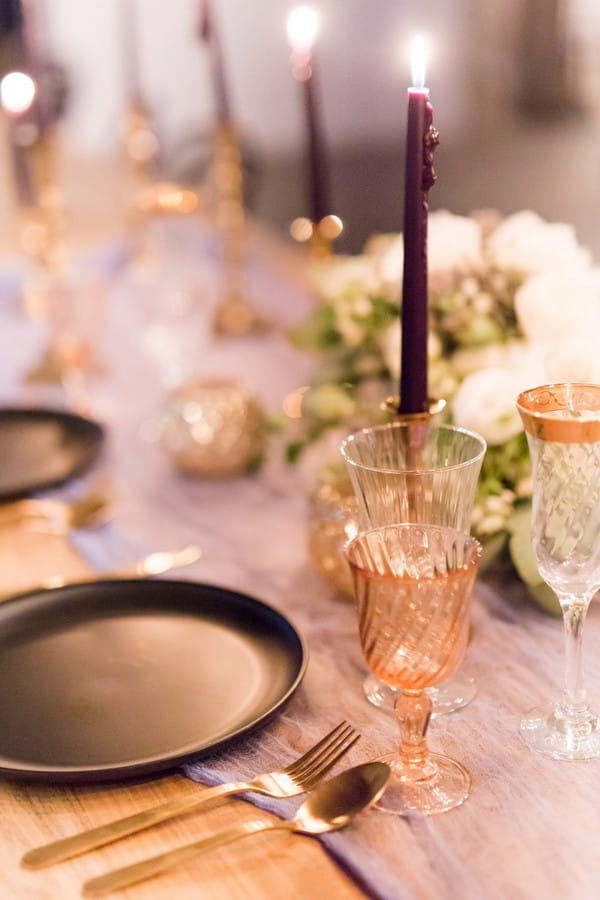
xmin=0 ymin=579 xmax=307 ymax=782
xmin=0 ymin=407 xmax=104 ymax=500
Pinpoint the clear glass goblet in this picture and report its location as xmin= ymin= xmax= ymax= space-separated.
xmin=345 ymin=523 xmax=482 ymax=814
xmin=340 ymin=421 xmax=486 ymax=715
xmin=516 ymin=382 xmax=600 ymax=759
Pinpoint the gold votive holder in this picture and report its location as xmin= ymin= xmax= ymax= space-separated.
xmin=308 ymin=476 xmax=358 ymax=598
xmin=158 ymin=377 xmax=267 ymax=478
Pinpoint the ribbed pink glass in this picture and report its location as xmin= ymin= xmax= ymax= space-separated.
xmin=346 ymin=523 xmax=481 ymax=815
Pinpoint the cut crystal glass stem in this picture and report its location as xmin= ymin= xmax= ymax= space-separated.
xmin=394 ymin=690 xmax=436 ymax=778
xmin=560 ymin=595 xmax=591 ymax=715
xmin=516 ymin=383 xmax=600 ymax=760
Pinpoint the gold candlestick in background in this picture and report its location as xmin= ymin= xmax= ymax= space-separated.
xmin=123 ymin=98 xmax=158 ymax=187
xmin=1 ymin=69 xmax=69 ymax=384
xmin=290 ymin=212 xmax=343 ymax=260
xmin=211 ymin=122 xmax=269 ymax=335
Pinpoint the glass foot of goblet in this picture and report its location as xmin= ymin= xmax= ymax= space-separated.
xmin=363 ymin=671 xmax=477 ymax=717
xmin=519 ymin=704 xmax=600 ymax=760
xmin=376 ymin=751 xmax=471 ymax=815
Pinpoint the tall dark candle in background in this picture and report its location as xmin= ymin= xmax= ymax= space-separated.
xmin=18 ymin=0 xmax=46 ymax=134
xmin=0 ymin=70 xmax=37 ymax=207
xmin=287 ymin=5 xmax=330 ymax=224
xmin=199 ymin=0 xmax=231 ymax=125
xmin=122 ymin=0 xmax=141 ymax=104
xmin=399 ymin=36 xmax=439 ymax=415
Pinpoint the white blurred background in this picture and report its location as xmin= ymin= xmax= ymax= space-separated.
xmin=3 ymin=0 xmax=600 ymax=253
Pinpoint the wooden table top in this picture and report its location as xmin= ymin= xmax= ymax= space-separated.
xmin=0 ymin=525 xmax=363 ymax=900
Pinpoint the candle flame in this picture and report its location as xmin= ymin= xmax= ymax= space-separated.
xmin=410 ymin=35 xmax=427 ymax=88
xmin=0 ymin=71 xmax=36 ymax=115
xmin=287 ymin=5 xmax=319 ymax=53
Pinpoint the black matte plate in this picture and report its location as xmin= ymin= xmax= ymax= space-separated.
xmin=0 ymin=407 xmax=104 ymax=501
xmin=0 ymin=579 xmax=307 ymax=782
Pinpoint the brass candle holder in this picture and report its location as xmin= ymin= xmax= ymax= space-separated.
xmin=21 ymin=125 xmax=71 ymax=385
xmin=211 ymin=123 xmax=269 ymax=336
xmin=290 ymin=213 xmax=343 ymax=261
xmin=123 ymin=99 xmax=158 ymax=183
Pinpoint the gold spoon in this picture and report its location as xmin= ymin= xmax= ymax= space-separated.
xmin=0 ymin=488 xmax=112 ymax=534
xmin=82 ymin=762 xmax=390 ymax=897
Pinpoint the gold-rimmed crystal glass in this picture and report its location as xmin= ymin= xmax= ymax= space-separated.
xmin=516 ymin=382 xmax=600 ymax=759
xmin=340 ymin=422 xmax=486 ymax=715
xmin=345 ymin=523 xmax=481 ymax=814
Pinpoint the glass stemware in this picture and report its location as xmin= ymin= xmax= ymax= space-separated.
xmin=516 ymin=382 xmax=600 ymax=759
xmin=340 ymin=421 xmax=486 ymax=715
xmin=345 ymin=523 xmax=481 ymax=814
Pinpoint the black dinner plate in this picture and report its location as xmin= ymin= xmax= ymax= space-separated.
xmin=0 ymin=579 xmax=307 ymax=782
xmin=0 ymin=407 xmax=104 ymax=501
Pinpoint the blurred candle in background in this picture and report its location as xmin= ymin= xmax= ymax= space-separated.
xmin=121 ymin=0 xmax=141 ymax=104
xmin=287 ymin=5 xmax=331 ymax=224
xmin=18 ymin=0 xmax=46 ymax=134
xmin=199 ymin=0 xmax=231 ymax=125
xmin=399 ymin=35 xmax=439 ymax=415
xmin=0 ymin=70 xmax=37 ymax=207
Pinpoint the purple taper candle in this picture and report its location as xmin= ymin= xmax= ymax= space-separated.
xmin=399 ymin=37 xmax=439 ymax=415
xmin=122 ymin=0 xmax=142 ymax=104
xmin=287 ymin=6 xmax=330 ymax=224
xmin=199 ymin=0 xmax=231 ymax=125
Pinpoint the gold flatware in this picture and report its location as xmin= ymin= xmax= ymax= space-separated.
xmin=1 ymin=545 xmax=201 ymax=602
xmin=0 ymin=489 xmax=112 ymax=534
xmin=82 ymin=762 xmax=390 ymax=897
xmin=22 ymin=721 xmax=360 ymax=870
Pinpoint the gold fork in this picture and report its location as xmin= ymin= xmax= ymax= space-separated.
xmin=21 ymin=721 xmax=360 ymax=869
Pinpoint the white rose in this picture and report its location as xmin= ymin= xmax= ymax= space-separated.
xmin=312 ymin=255 xmax=380 ymax=300
xmin=487 ymin=211 xmax=590 ymax=275
xmin=380 ymin=322 xmax=440 ymax=381
xmin=515 ymin=269 xmax=600 ymax=344
xmin=377 ymin=236 xmax=404 ymax=285
xmin=427 ymin=210 xmax=484 ymax=274
xmin=380 ymin=320 xmax=401 ymax=379
xmin=542 ymin=333 xmax=600 ymax=384
xmin=296 ymin=426 xmax=352 ymax=491
xmin=452 ymin=367 xmax=532 ymax=445
xmin=453 ymin=339 xmax=547 ymax=381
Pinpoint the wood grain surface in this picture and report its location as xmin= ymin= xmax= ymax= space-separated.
xmin=0 ymin=525 xmax=364 ymax=900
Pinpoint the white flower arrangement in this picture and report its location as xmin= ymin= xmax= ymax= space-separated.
xmin=287 ymin=210 xmax=600 ymax=613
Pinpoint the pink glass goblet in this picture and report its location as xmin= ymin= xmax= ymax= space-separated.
xmin=346 ymin=523 xmax=482 ymax=814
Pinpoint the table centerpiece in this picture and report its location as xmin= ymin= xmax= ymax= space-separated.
xmin=285 ymin=209 xmax=600 ymax=613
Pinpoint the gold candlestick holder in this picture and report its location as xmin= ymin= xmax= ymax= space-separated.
xmin=290 ymin=213 xmax=343 ymax=261
xmin=123 ymin=98 xmax=158 ymax=187
xmin=211 ymin=123 xmax=269 ymax=336
xmin=21 ymin=125 xmax=71 ymax=385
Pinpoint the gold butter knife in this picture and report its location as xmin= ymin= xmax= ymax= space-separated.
xmin=0 ymin=545 xmax=201 ymax=600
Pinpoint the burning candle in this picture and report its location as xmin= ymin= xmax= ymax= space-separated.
xmin=122 ymin=0 xmax=141 ymax=104
xmin=287 ymin=5 xmax=331 ymax=225
xmin=1 ymin=70 xmax=37 ymax=207
xmin=399 ymin=35 xmax=439 ymax=415
xmin=199 ymin=0 xmax=231 ymax=125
